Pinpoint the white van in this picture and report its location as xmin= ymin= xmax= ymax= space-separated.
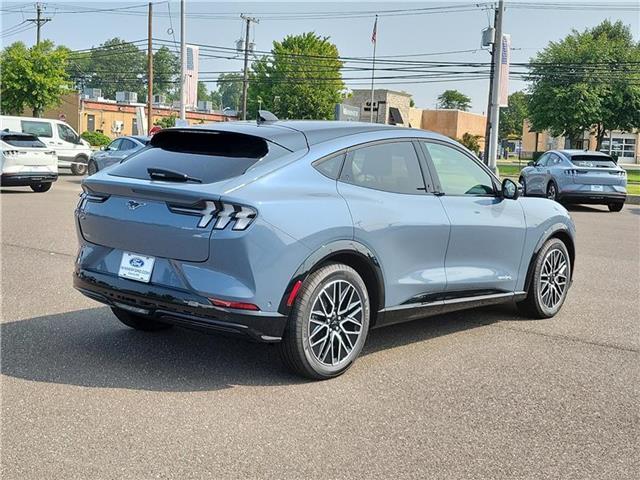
xmin=0 ymin=116 xmax=93 ymax=175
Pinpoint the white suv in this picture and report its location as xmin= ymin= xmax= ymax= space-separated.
xmin=0 ymin=130 xmax=58 ymax=192
xmin=0 ymin=116 xmax=92 ymax=175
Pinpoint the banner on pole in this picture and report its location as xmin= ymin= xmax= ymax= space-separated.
xmin=499 ymin=34 xmax=510 ymax=107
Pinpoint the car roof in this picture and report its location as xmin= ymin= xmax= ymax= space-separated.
xmin=129 ymin=135 xmax=151 ymax=143
xmin=183 ymin=120 xmax=443 ymax=151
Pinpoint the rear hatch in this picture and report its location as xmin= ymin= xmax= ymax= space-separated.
xmin=78 ymin=129 xmax=292 ymax=262
xmin=568 ymin=155 xmax=626 ymax=186
xmin=1 ymin=133 xmax=56 ymax=170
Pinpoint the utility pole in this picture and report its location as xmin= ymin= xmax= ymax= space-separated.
xmin=487 ymin=0 xmax=505 ymax=174
xmin=179 ymin=0 xmax=186 ymax=121
xmin=482 ymin=6 xmax=499 ymax=164
xmin=147 ymin=2 xmax=154 ymax=135
xmin=240 ymin=14 xmax=258 ymax=120
xmin=27 ymin=3 xmax=51 ymax=46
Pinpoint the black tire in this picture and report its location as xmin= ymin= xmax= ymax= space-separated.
xmin=87 ymin=160 xmax=98 ymax=176
xmin=519 ymin=176 xmax=527 ymax=196
xmin=608 ymin=203 xmax=624 ymax=212
xmin=71 ymin=161 xmax=87 ymax=176
xmin=279 ymin=263 xmax=370 ymax=380
xmin=30 ymin=182 xmax=52 ymax=193
xmin=546 ymin=181 xmax=558 ymax=202
xmin=111 ymin=307 xmax=173 ymax=332
xmin=517 ymin=237 xmax=571 ymax=319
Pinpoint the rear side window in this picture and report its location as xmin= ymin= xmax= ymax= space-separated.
xmin=21 ymin=120 xmax=53 ymax=138
xmin=313 ymin=153 xmax=345 ymax=179
xmin=108 ymin=129 xmax=290 ymax=184
xmin=1 ymin=134 xmax=45 ymax=148
xmin=570 ymin=155 xmax=617 ymax=168
xmin=340 ymin=142 xmax=426 ymax=194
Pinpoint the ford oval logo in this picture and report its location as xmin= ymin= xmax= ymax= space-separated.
xmin=129 ymin=257 xmax=145 ymax=268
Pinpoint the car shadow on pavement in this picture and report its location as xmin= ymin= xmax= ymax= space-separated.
xmin=1 ymin=305 xmax=515 ymax=392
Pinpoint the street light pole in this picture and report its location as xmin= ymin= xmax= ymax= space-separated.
xmin=147 ymin=2 xmax=154 ymax=135
xmin=487 ymin=0 xmax=505 ymax=173
xmin=179 ymin=0 xmax=186 ymax=121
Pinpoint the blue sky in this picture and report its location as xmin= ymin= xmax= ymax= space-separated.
xmin=2 ymin=1 xmax=638 ymax=113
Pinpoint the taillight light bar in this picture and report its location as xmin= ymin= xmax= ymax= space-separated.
xmin=168 ymin=200 xmax=257 ymax=231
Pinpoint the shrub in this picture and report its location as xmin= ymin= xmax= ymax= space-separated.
xmin=81 ymin=130 xmax=111 ymax=146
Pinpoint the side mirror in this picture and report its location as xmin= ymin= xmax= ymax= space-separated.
xmin=527 ymin=161 xmax=535 ymax=167
xmin=502 ymin=178 xmax=521 ymax=200
xmin=100 ymin=146 xmax=108 ymax=151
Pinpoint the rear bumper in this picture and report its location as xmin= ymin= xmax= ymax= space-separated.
xmin=1 ymin=173 xmax=58 ymax=186
xmin=73 ymin=268 xmax=287 ymax=342
xmin=559 ymin=191 xmax=626 ymax=204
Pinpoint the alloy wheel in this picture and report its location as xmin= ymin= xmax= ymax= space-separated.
xmin=308 ymin=280 xmax=363 ymax=367
xmin=538 ymin=248 xmax=568 ymax=310
xmin=547 ymin=183 xmax=556 ymax=200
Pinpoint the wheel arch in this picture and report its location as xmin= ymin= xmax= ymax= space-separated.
xmin=523 ymin=223 xmax=575 ymax=293
xmin=278 ymin=240 xmax=385 ymax=325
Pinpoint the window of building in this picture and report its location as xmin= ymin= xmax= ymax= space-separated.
xmin=423 ymin=142 xmax=495 ymax=196
xmin=600 ymin=135 xmax=637 ymax=160
xmin=340 ymin=142 xmax=426 ymax=195
xmin=132 ymin=118 xmax=138 ymax=136
xmin=87 ymin=115 xmax=95 ymax=132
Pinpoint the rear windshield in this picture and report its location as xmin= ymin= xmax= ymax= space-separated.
xmin=108 ymin=129 xmax=290 ymax=184
xmin=570 ymin=155 xmax=617 ymax=168
xmin=1 ymin=134 xmax=46 ymax=148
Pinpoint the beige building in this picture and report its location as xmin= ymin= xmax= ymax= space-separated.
xmin=521 ymin=120 xmax=639 ymax=164
xmin=409 ymin=108 xmax=487 ymax=151
xmin=344 ymin=89 xmax=412 ymax=126
xmin=38 ymin=93 xmax=232 ymax=139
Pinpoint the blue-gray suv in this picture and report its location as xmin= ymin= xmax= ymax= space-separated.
xmin=74 ymin=117 xmax=576 ymax=379
xmin=519 ymin=150 xmax=627 ymax=211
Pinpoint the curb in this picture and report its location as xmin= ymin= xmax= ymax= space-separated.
xmin=627 ymin=195 xmax=640 ymax=205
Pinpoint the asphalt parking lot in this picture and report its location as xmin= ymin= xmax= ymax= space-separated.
xmin=1 ymin=175 xmax=639 ymax=479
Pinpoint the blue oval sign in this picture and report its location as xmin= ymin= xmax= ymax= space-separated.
xmin=129 ymin=257 xmax=145 ymax=268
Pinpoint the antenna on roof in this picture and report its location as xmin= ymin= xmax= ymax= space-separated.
xmin=257 ymin=110 xmax=278 ymax=125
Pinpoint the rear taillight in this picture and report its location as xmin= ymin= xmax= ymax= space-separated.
xmin=564 ymin=169 xmax=578 ymax=175
xmin=167 ymin=200 xmax=257 ymax=231
xmin=3 ymin=150 xmax=19 ymax=156
xmin=77 ymin=191 xmax=110 ymax=210
xmin=209 ymin=298 xmax=260 ymax=311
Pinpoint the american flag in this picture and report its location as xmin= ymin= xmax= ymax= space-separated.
xmin=185 ymin=45 xmax=199 ymax=108
xmin=499 ymin=34 xmax=510 ymax=107
xmin=371 ymin=16 xmax=378 ymax=44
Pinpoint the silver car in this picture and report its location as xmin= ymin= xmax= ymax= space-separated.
xmin=88 ymin=135 xmax=150 ymax=175
xmin=519 ymin=150 xmax=627 ymax=211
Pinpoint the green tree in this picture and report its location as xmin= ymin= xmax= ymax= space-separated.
xmin=197 ymin=81 xmax=208 ymax=104
xmin=81 ymin=38 xmax=146 ymax=100
xmin=437 ymin=90 xmax=471 ymax=111
xmin=527 ymin=20 xmax=640 ymax=149
xmin=209 ymin=89 xmax=222 ymax=110
xmin=499 ymin=91 xmax=529 ymax=139
xmin=248 ymin=32 xmax=344 ymax=119
xmin=456 ymin=132 xmax=481 ymax=155
xmin=1 ymin=41 xmax=70 ymax=117
xmin=216 ymin=72 xmax=243 ymax=111
xmin=153 ymin=46 xmax=178 ymax=97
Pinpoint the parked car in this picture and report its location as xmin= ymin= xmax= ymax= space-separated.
xmin=88 ymin=136 xmax=150 ymax=175
xmin=0 ymin=130 xmax=58 ymax=192
xmin=73 ymin=118 xmax=576 ymax=379
xmin=519 ymin=150 xmax=627 ymax=212
xmin=0 ymin=115 xmax=92 ymax=175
